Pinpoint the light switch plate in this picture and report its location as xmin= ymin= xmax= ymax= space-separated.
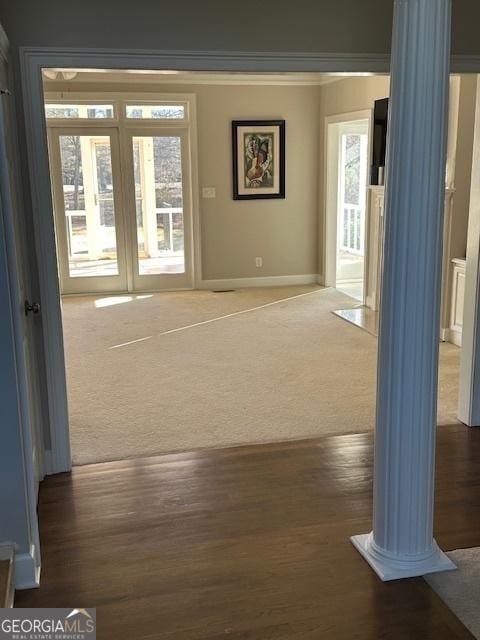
xmin=202 ymin=187 xmax=216 ymax=199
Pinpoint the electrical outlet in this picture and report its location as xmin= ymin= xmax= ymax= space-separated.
xmin=255 ymin=257 xmax=263 ymax=268
xmin=202 ymin=187 xmax=216 ymax=199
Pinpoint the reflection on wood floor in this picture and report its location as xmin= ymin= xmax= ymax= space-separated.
xmin=15 ymin=424 xmax=479 ymax=639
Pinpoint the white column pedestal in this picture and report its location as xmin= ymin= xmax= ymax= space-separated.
xmin=351 ymin=534 xmax=455 ymax=582
xmin=351 ymin=0 xmax=456 ymax=581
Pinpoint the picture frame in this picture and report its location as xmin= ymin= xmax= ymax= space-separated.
xmin=232 ymin=120 xmax=285 ymax=200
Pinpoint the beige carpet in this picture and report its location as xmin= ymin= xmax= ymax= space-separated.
xmin=61 ymin=286 xmax=461 ymax=465
xmin=425 ymin=548 xmax=480 ymax=639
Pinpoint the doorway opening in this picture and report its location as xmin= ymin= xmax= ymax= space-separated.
xmin=25 ymin=62 xmax=464 ymax=475
xmin=325 ymin=115 xmax=370 ymax=303
xmin=45 ymin=98 xmax=195 ymax=294
xmin=336 ymin=121 xmax=369 ymax=301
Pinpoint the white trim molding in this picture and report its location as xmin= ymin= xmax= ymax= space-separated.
xmin=446 ymin=257 xmax=465 ymax=347
xmin=458 ymin=76 xmax=480 ymax=426
xmin=323 ymin=110 xmax=373 ymax=293
xmin=15 ymin=544 xmax=41 ymax=590
xmin=364 ymin=186 xmax=385 ymax=312
xmin=198 ymin=274 xmax=320 ymax=290
xmin=21 ymin=53 xmax=72 ymax=475
xmin=22 ymin=48 xmax=392 ymax=74
xmin=440 ymin=187 xmax=456 ymax=336
xmin=18 ymin=47 xmax=395 ymax=473
xmin=43 ymin=70 xmax=348 ymax=87
xmin=19 ymin=44 xmax=480 ymax=477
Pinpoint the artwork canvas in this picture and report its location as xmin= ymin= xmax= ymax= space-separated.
xmin=232 ymin=120 xmax=285 ymax=200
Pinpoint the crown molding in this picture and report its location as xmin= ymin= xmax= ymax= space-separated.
xmin=21 ymin=47 xmax=480 ymax=79
xmin=42 ymin=71 xmax=350 ymax=87
xmin=21 ymin=47 xmax=391 ymax=74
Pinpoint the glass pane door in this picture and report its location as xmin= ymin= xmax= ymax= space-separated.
xmin=335 ymin=120 xmax=369 ymax=302
xmin=49 ymin=129 xmax=128 ymax=294
xmin=129 ymin=132 xmax=192 ymax=290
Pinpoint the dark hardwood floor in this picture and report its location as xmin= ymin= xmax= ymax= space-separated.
xmin=0 ymin=559 xmax=12 ymax=607
xmin=16 ymin=424 xmax=480 ymax=639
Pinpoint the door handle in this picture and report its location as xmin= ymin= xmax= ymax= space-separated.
xmin=25 ymin=300 xmax=41 ymax=316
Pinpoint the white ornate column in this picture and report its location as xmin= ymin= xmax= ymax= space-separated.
xmin=458 ymin=78 xmax=480 ymax=427
xmin=351 ymin=0 xmax=456 ymax=580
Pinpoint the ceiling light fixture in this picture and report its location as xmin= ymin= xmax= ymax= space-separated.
xmin=42 ymin=69 xmax=78 ymax=81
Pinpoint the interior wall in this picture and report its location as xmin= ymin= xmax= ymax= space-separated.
xmin=2 ymin=1 xmax=480 ymax=56
xmin=0 ymin=225 xmax=30 ymax=554
xmin=438 ymin=74 xmax=477 ymax=335
xmin=44 ymin=80 xmax=321 ymax=281
xmin=0 ymin=1 xmax=395 ymax=54
xmin=451 ymin=75 xmax=477 ymax=260
xmin=317 ymin=75 xmax=391 ymax=279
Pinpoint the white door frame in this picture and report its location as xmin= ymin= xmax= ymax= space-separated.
xmin=44 ymin=91 xmax=199 ymax=294
xmin=47 ymin=126 xmax=130 ymax=294
xmin=122 ymin=126 xmax=195 ymax=291
xmin=0 ymin=31 xmax=41 ymax=588
xmin=19 ymin=48 xmax=480 ymax=475
xmin=324 ymin=110 xmax=373 ymax=299
xmin=19 ymin=49 xmax=391 ymax=475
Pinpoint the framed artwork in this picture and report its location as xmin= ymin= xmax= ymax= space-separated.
xmin=232 ymin=120 xmax=285 ymax=200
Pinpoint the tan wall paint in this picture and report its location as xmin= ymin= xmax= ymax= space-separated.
xmin=45 ymin=81 xmax=321 ymax=280
xmin=317 ymin=75 xmax=391 ymax=278
xmin=316 ymin=73 xmax=476 ymax=280
xmin=42 ymin=73 xmax=480 ymax=284
xmin=451 ymin=75 xmax=477 ymax=260
xmin=194 ymin=84 xmax=320 ymax=280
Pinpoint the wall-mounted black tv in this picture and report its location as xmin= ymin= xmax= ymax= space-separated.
xmin=371 ymin=97 xmax=389 ymax=186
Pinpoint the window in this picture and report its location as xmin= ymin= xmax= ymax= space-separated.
xmin=125 ymin=104 xmax=186 ymax=120
xmin=45 ymin=104 xmax=115 ymax=119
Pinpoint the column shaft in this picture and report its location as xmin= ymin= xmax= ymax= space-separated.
xmin=351 ymin=0 xmax=456 ymax=581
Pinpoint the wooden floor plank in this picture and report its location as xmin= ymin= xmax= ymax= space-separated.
xmin=16 ymin=423 xmax=480 ymax=639
xmin=0 ymin=559 xmax=13 ymax=608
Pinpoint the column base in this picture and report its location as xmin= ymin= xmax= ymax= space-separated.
xmin=351 ymin=533 xmax=456 ymax=581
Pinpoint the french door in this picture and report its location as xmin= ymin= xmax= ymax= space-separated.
xmin=48 ymin=125 xmax=193 ymax=294
xmin=334 ymin=119 xmax=369 ymax=302
xmin=122 ymin=128 xmax=193 ymax=291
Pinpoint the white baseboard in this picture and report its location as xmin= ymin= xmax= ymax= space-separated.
xmin=198 ymin=274 xmax=320 ymax=290
xmin=15 ymin=544 xmax=40 ymax=590
xmin=442 ymin=327 xmax=462 ymax=347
